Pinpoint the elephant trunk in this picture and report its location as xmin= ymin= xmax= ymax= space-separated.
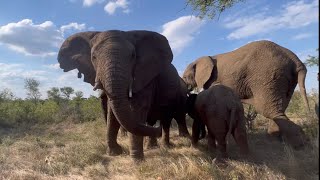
xmin=109 ymin=97 xmax=162 ymax=137
xmin=101 ymin=56 xmax=161 ymax=137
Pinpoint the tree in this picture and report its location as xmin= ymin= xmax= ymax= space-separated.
xmin=0 ymin=88 xmax=14 ymax=102
xmin=304 ymin=49 xmax=319 ymax=67
xmin=60 ymin=87 xmax=74 ymax=100
xmin=47 ymin=87 xmax=62 ymax=103
xmin=24 ymin=78 xmax=41 ymax=102
xmin=186 ymin=0 xmax=245 ymax=19
xmin=74 ymin=91 xmax=84 ymax=100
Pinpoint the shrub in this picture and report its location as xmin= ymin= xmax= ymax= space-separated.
xmin=34 ymin=100 xmax=60 ymax=123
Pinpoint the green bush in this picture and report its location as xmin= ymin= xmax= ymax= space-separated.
xmin=34 ymin=100 xmax=60 ymax=123
xmin=0 ymin=99 xmax=37 ymax=127
xmin=69 ymin=96 xmax=102 ymax=123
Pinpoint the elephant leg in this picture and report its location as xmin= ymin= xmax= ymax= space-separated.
xmin=232 ymin=119 xmax=249 ymax=155
xmin=199 ymin=122 xmax=207 ymax=139
xmin=251 ymin=83 xmax=305 ymax=149
xmin=213 ymin=133 xmax=227 ymax=163
xmin=272 ymin=115 xmax=306 ymax=149
xmin=146 ymin=120 xmax=159 ymax=149
xmin=207 ymin=131 xmax=216 ymax=152
xmin=129 ymin=133 xmax=144 ymax=161
xmin=174 ymin=112 xmax=190 ymax=137
xmin=191 ymin=117 xmax=201 ymax=146
xmin=106 ymin=106 xmax=123 ymax=156
xmin=161 ymin=118 xmax=172 ymax=147
xmin=267 ymin=120 xmax=281 ymax=140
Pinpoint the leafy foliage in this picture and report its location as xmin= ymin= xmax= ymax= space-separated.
xmin=60 ymin=87 xmax=74 ymax=100
xmin=0 ymin=88 xmax=102 ymax=127
xmin=243 ymin=104 xmax=257 ymax=131
xmin=304 ymin=49 xmax=319 ymax=67
xmin=24 ymin=78 xmax=41 ymax=102
xmin=47 ymin=87 xmax=62 ymax=104
xmin=0 ymin=88 xmax=14 ymax=102
xmin=186 ymin=0 xmax=245 ymax=19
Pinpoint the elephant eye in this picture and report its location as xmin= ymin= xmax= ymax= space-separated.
xmin=92 ymin=55 xmax=97 ymax=61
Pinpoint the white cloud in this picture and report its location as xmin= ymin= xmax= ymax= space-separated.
xmin=44 ymin=63 xmax=61 ymax=70
xmin=60 ymin=22 xmax=86 ymax=34
xmin=292 ymin=32 xmax=313 ymax=40
xmin=104 ymin=0 xmax=129 ymax=15
xmin=224 ymin=0 xmax=319 ymax=40
xmin=161 ymin=15 xmax=205 ymax=55
xmin=83 ymin=0 xmax=105 ymax=7
xmin=0 ymin=19 xmax=86 ymax=57
xmin=0 ymin=19 xmax=63 ymax=57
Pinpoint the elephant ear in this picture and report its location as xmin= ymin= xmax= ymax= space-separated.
xmin=58 ymin=31 xmax=100 ymax=86
xmin=194 ymin=56 xmax=215 ymax=89
xmin=127 ymin=31 xmax=173 ymax=93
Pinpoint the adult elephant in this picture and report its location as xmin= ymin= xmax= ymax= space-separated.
xmin=57 ymin=30 xmax=190 ymax=160
xmin=182 ymin=40 xmax=309 ymax=149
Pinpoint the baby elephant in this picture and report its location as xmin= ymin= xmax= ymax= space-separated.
xmin=187 ymin=85 xmax=249 ymax=163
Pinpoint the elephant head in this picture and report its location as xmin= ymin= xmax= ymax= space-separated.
xmin=182 ymin=56 xmax=216 ymax=91
xmin=58 ymin=31 xmax=100 ymax=86
xmin=58 ymin=30 xmax=173 ymax=137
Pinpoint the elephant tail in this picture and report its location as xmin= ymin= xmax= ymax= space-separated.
xmin=297 ymin=68 xmax=310 ymax=112
xmin=227 ymin=108 xmax=237 ymax=143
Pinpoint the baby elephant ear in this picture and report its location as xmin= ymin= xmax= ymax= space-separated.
xmin=128 ymin=31 xmax=173 ymax=93
xmin=194 ymin=56 xmax=215 ymax=89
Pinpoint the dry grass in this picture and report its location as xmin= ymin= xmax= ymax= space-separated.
xmin=0 ymin=115 xmax=318 ymax=180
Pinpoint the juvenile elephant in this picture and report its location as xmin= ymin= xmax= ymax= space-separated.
xmin=183 ymin=40 xmax=309 ymax=149
xmin=187 ymin=85 xmax=249 ymax=163
xmin=58 ymin=30 xmax=190 ymax=160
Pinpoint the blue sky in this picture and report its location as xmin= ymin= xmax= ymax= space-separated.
xmin=0 ymin=0 xmax=319 ymax=99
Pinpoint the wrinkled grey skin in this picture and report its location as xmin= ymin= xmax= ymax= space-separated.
xmin=57 ymin=30 xmax=190 ymax=160
xmin=96 ymin=67 xmax=191 ymax=149
xmin=183 ymin=40 xmax=310 ymax=149
xmin=187 ymin=85 xmax=249 ymax=163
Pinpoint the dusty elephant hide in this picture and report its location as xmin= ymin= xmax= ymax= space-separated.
xmin=182 ymin=40 xmax=309 ymax=149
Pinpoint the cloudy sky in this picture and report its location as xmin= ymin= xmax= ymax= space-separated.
xmin=0 ymin=0 xmax=319 ymax=98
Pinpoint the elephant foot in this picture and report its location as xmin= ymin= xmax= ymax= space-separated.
xmin=212 ymin=157 xmax=227 ymax=167
xmin=267 ymin=122 xmax=283 ymax=142
xmin=107 ymin=143 xmax=123 ymax=156
xmin=146 ymin=138 xmax=159 ymax=149
xmin=178 ymin=131 xmax=191 ymax=138
xmin=272 ymin=118 xmax=306 ymax=149
xmin=130 ymin=152 xmax=144 ymax=163
xmin=190 ymin=142 xmax=199 ymax=149
xmin=160 ymin=140 xmax=173 ymax=148
xmin=282 ymin=134 xmax=305 ymax=150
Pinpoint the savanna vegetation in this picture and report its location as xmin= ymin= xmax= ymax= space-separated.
xmin=0 ymin=78 xmax=318 ymax=179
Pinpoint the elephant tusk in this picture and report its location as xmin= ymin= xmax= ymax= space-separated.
xmin=129 ymin=88 xmax=132 ymax=98
xmin=129 ymin=78 xmax=134 ymax=98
